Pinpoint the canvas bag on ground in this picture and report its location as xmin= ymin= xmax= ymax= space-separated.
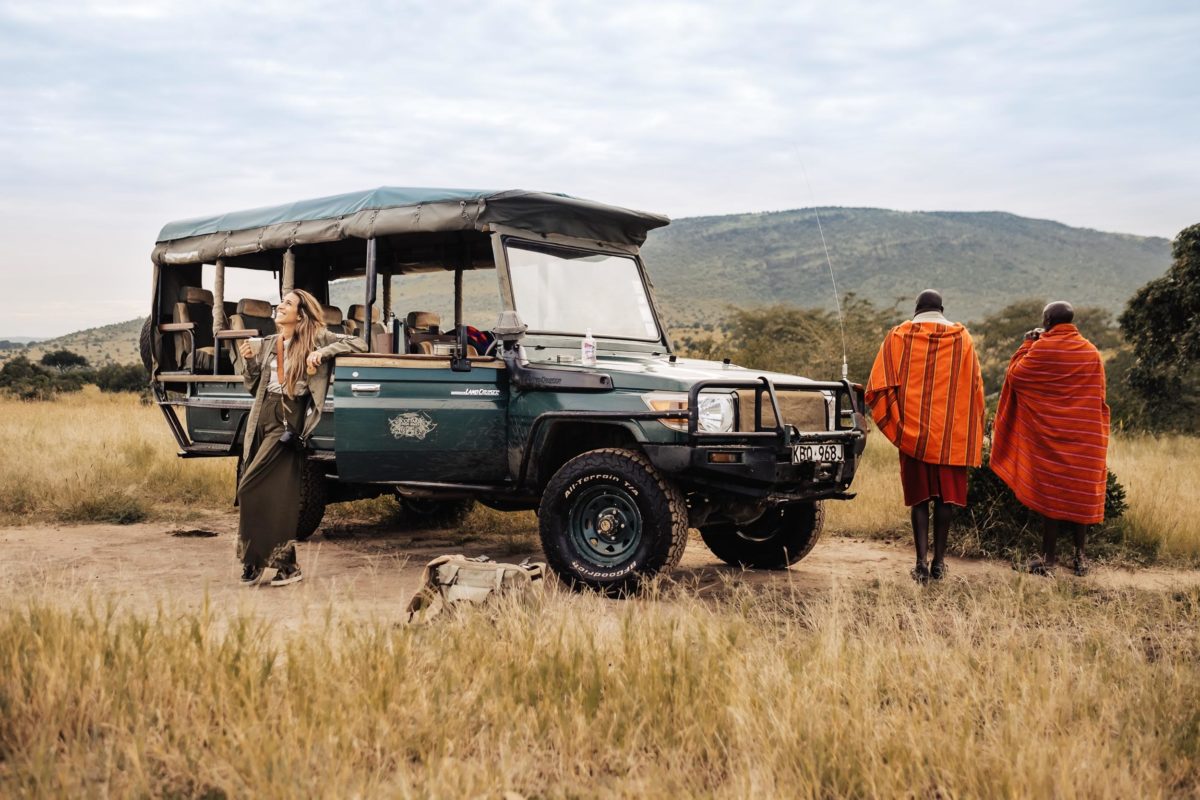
xmin=405 ymin=555 xmax=547 ymax=623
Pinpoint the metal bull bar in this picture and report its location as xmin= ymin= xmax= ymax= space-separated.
xmin=686 ymin=376 xmax=865 ymax=446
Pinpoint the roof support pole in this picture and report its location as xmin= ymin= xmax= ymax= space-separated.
xmin=454 ymin=268 xmax=463 ymax=331
xmin=281 ymin=248 xmax=296 ymax=295
xmin=364 ymin=238 xmax=377 ymax=350
xmin=382 ymin=270 xmax=392 ymax=320
xmin=212 ymin=259 xmax=228 ymax=334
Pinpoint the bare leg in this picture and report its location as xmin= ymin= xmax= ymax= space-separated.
xmin=911 ymin=502 xmax=930 ymax=565
xmin=929 ymin=499 xmax=952 ymax=579
xmin=932 ymin=499 xmax=952 ymax=564
xmin=911 ymin=502 xmax=931 ymax=582
xmin=1041 ymin=516 xmax=1060 ymax=567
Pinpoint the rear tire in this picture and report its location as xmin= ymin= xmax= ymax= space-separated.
xmin=139 ymin=317 xmax=153 ymax=372
xmin=699 ymin=501 xmax=825 ymax=569
xmin=539 ymin=448 xmax=687 ymax=596
xmin=296 ymin=459 xmax=328 ymax=541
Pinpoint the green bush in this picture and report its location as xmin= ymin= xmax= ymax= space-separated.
xmin=94 ymin=363 xmax=149 ymax=394
xmin=954 ymin=445 xmax=1136 ymax=562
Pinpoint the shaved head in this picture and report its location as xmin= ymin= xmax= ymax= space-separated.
xmin=1043 ymin=301 xmax=1075 ymax=329
xmin=915 ymin=289 xmax=944 ymax=314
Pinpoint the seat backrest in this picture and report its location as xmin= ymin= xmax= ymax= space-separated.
xmin=322 ymin=305 xmax=346 ymax=335
xmin=230 ymin=298 xmax=276 ymax=337
xmin=407 ymin=310 xmax=461 ymax=355
xmin=347 ymin=304 xmax=389 ymax=351
xmin=173 ymin=286 xmax=215 ymax=369
xmin=406 ymin=311 xmax=440 ymax=333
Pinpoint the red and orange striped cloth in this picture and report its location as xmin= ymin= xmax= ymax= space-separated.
xmin=991 ymin=324 xmax=1110 ymax=524
xmin=865 ymin=320 xmax=986 ymax=466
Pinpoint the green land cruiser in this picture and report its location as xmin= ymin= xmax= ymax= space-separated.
xmin=145 ymin=187 xmax=866 ymax=594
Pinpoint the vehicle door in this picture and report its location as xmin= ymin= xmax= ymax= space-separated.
xmin=332 ymin=355 xmax=509 ymax=484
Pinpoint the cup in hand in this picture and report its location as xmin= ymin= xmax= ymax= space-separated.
xmin=242 ymin=337 xmax=264 ymax=359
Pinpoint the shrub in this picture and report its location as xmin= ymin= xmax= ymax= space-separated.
xmin=954 ymin=445 xmax=1135 ymax=562
xmin=95 ymin=363 xmax=150 ymax=394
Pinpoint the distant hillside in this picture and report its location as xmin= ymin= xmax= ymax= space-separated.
xmin=0 ymin=318 xmax=144 ymax=367
xmin=21 ymin=208 xmax=1174 ymax=358
xmin=640 ymin=208 xmax=1170 ymax=324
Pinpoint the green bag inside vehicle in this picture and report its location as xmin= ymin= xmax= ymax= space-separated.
xmin=405 ymin=555 xmax=546 ymax=624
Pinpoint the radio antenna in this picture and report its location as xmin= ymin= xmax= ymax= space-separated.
xmin=799 ymin=160 xmax=849 ymax=380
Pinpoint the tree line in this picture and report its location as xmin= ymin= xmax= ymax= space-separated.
xmin=0 ymin=351 xmax=147 ymax=400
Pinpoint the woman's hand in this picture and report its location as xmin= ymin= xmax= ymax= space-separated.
xmin=306 ymin=351 xmax=324 ymax=370
xmin=239 ymin=341 xmax=254 ymax=360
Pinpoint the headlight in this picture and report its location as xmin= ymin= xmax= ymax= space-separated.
xmin=643 ymin=391 xmax=736 ymax=433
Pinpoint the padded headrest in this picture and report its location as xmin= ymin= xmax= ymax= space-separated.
xmin=348 ymin=304 xmax=380 ymax=322
xmin=406 ymin=311 xmax=440 ymax=331
xmin=179 ymin=286 xmax=214 ymax=305
xmin=322 ymin=305 xmax=343 ymax=325
xmin=237 ymin=298 xmax=273 ymax=318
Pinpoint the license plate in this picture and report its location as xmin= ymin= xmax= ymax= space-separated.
xmin=792 ymin=443 xmax=844 ymax=463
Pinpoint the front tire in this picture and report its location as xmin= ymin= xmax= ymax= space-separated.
xmin=539 ymin=448 xmax=688 ymax=596
xmin=699 ymin=501 xmax=825 ymax=569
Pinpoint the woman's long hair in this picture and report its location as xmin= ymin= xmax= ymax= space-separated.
xmin=282 ymin=288 xmax=326 ymax=398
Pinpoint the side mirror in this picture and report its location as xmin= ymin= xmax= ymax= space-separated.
xmin=493 ymin=310 xmax=528 ymax=349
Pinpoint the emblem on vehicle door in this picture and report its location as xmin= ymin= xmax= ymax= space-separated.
xmin=450 ymin=387 xmax=500 ymax=397
xmin=388 ymin=411 xmax=437 ymax=440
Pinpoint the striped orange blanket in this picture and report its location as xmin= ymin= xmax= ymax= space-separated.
xmin=865 ymin=320 xmax=985 ymax=466
xmin=991 ymin=324 xmax=1110 ymax=524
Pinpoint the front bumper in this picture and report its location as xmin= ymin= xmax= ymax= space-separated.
xmin=644 ymin=376 xmax=868 ymax=500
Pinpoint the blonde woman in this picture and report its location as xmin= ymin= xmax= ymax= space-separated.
xmin=234 ymin=288 xmax=368 ymax=586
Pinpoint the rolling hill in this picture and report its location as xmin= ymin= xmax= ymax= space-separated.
xmin=6 ymin=208 xmax=1173 ymax=364
xmin=640 ymin=208 xmax=1170 ymax=324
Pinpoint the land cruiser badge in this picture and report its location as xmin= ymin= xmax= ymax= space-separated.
xmin=388 ymin=411 xmax=436 ymax=440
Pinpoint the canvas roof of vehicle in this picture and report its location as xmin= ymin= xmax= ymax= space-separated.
xmin=152 ymin=187 xmax=670 ymax=267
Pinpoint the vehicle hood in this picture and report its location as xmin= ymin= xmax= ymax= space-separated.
xmin=530 ymin=354 xmax=836 ymax=393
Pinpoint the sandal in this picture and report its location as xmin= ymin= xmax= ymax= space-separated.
xmin=1072 ymin=555 xmax=1090 ymax=577
xmin=911 ymin=562 xmax=930 ymax=584
xmin=930 ymin=560 xmax=946 ymax=581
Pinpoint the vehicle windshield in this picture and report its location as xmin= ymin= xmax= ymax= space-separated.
xmin=506 ymin=240 xmax=660 ymax=341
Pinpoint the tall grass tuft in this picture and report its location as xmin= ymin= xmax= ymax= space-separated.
xmin=1 ymin=579 xmax=1198 ymax=796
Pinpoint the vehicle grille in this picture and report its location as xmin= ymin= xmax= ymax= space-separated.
xmin=735 ymin=389 xmax=827 ymax=433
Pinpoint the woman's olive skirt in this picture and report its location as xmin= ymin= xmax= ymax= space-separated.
xmin=237 ymin=392 xmax=307 ymax=568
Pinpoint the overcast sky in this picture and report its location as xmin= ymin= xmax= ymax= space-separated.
xmin=0 ymin=0 xmax=1196 ymax=337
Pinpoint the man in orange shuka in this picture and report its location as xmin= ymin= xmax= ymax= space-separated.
xmin=991 ymin=301 xmax=1110 ymax=577
xmin=866 ymin=290 xmax=986 ymax=582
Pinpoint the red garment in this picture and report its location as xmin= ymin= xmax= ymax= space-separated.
xmin=865 ymin=320 xmax=986 ymax=466
xmin=990 ymin=324 xmax=1110 ymax=524
xmin=899 ymin=452 xmax=968 ymax=507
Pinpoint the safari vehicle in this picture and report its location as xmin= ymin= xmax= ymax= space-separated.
xmin=145 ymin=187 xmax=866 ymax=594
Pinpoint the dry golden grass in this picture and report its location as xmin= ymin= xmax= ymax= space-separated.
xmin=1110 ymin=435 xmax=1200 ymax=560
xmin=0 ymin=387 xmax=232 ymax=524
xmin=2 ymin=578 xmax=1198 ymax=797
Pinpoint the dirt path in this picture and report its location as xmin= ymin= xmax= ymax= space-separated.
xmin=2 ymin=515 xmax=1197 ymax=626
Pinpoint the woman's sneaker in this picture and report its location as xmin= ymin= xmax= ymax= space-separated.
xmin=270 ymin=563 xmax=303 ymax=587
xmin=240 ymin=563 xmax=265 ymax=585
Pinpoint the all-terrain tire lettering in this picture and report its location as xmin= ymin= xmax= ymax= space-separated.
xmin=540 ymin=448 xmax=687 ymax=596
